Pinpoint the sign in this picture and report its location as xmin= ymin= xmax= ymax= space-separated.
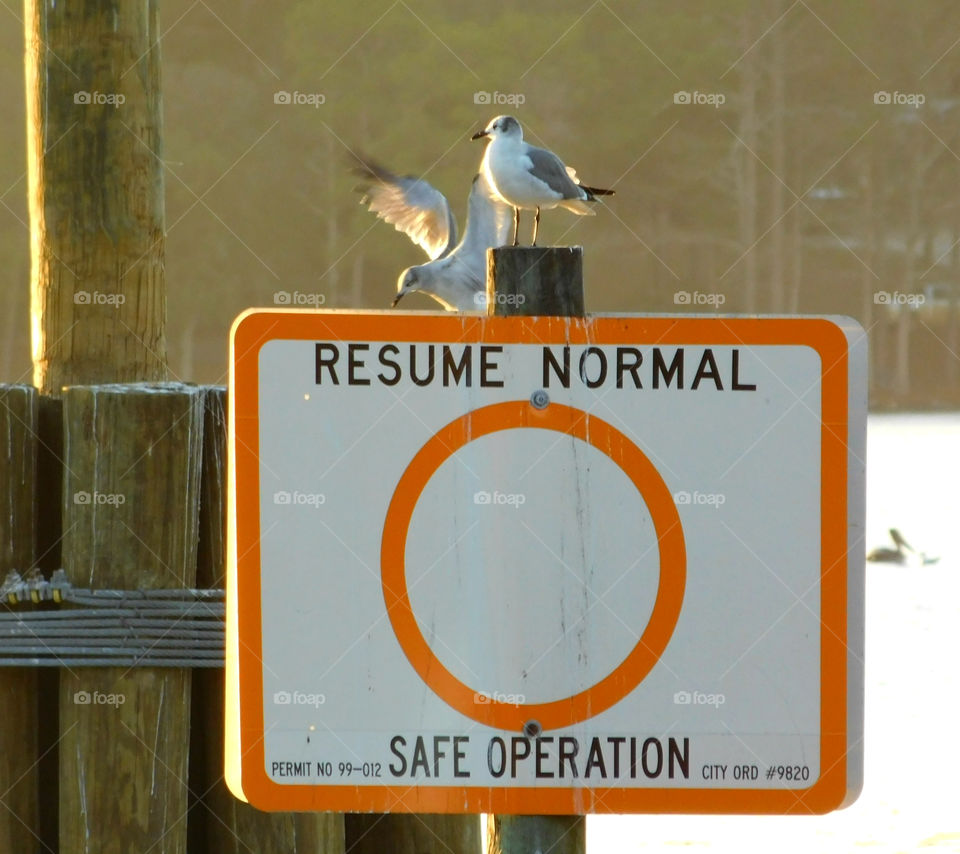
xmin=226 ymin=311 xmax=866 ymax=815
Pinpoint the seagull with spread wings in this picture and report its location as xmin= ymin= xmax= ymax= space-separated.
xmin=355 ymin=157 xmax=513 ymax=311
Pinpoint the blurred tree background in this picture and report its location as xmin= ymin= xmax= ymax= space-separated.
xmin=2 ymin=0 xmax=959 ymax=407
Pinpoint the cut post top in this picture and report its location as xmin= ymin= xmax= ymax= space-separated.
xmin=487 ymin=246 xmax=584 ymax=317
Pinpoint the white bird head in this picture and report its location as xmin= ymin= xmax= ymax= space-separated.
xmin=471 ymin=115 xmax=522 ymax=143
xmin=392 ymin=265 xmax=422 ymax=307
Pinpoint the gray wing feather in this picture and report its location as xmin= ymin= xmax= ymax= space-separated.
xmin=356 ymin=157 xmax=457 ymax=260
xmin=524 ymin=146 xmax=587 ymax=200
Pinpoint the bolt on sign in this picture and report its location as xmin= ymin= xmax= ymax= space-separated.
xmin=225 ymin=311 xmax=866 ymax=815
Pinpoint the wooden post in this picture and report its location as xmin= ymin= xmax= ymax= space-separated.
xmin=35 ymin=395 xmax=64 ymax=854
xmin=345 ymin=814 xmax=480 ymax=854
xmin=24 ymin=0 xmax=168 ymax=395
xmin=485 ymin=246 xmax=587 ymax=854
xmin=0 ymin=385 xmax=41 ymax=854
xmin=189 ymin=387 xmax=345 ymax=854
xmin=338 ymin=258 xmax=585 ymax=854
xmin=487 ymin=815 xmax=585 ymax=854
xmin=35 ymin=396 xmax=64 ymax=573
xmin=58 ymin=383 xmax=204 ymax=854
xmin=486 ymin=247 xmax=585 ymax=317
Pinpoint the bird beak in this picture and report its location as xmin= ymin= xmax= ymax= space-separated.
xmin=391 ymin=291 xmax=404 ymax=308
xmin=471 ymin=129 xmax=488 ymax=140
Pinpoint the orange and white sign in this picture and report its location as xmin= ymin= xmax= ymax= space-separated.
xmin=226 ymin=311 xmax=866 ymax=815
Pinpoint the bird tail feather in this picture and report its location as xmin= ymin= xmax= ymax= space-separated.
xmin=579 ymin=185 xmax=615 ymax=198
xmin=559 ymin=199 xmax=597 ymax=216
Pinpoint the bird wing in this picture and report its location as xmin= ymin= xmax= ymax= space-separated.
xmin=463 ymin=172 xmax=514 ymax=252
xmin=411 ymin=175 xmax=512 ymax=313
xmin=444 ymin=174 xmax=512 ymax=278
xmin=354 ymin=155 xmax=457 ymax=260
xmin=523 ymin=145 xmax=587 ymax=200
xmin=890 ymin=528 xmax=913 ymax=552
xmin=566 ymin=165 xmax=615 ymax=197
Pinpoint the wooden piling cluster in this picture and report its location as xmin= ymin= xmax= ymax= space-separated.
xmin=1 ymin=247 xmax=586 ymax=854
xmin=0 ymin=382 xmax=343 ymax=853
xmin=0 ymin=386 xmax=40 ymax=853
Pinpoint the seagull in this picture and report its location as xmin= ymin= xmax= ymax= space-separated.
xmin=471 ymin=115 xmax=614 ymax=246
xmin=355 ymin=157 xmax=512 ymax=310
xmin=866 ymin=528 xmax=940 ymax=566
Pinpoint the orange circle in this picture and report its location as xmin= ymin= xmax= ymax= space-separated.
xmin=380 ymin=400 xmax=686 ymax=732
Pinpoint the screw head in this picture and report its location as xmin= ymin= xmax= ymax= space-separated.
xmin=530 ymin=390 xmax=549 ymax=410
xmin=523 ymin=719 xmax=542 ymax=738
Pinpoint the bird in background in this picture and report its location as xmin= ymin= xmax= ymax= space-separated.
xmin=354 ymin=156 xmax=512 ymax=311
xmin=866 ymin=528 xmax=940 ymax=565
xmin=471 ymin=115 xmax=615 ymax=246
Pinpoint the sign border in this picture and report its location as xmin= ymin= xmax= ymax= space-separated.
xmin=228 ymin=311 xmax=853 ymax=815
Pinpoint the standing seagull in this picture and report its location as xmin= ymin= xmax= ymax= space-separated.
xmin=355 ymin=157 xmax=512 ymax=310
xmin=471 ymin=115 xmax=614 ymax=246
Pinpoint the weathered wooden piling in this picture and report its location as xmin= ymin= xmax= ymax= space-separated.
xmin=0 ymin=385 xmax=41 ymax=854
xmin=35 ymin=394 xmax=64 ymax=853
xmin=485 ymin=246 xmax=587 ymax=854
xmin=24 ymin=0 xmax=169 ymax=394
xmin=345 ymin=814 xmax=480 ymax=854
xmin=57 ymin=384 xmax=205 ymax=854
xmin=486 ymin=245 xmax=585 ymax=317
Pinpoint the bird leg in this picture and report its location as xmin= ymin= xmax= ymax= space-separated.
xmin=512 ymin=207 xmax=520 ymax=246
xmin=532 ymin=206 xmax=541 ymax=246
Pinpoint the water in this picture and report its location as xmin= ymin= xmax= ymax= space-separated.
xmin=588 ymin=413 xmax=960 ymax=853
